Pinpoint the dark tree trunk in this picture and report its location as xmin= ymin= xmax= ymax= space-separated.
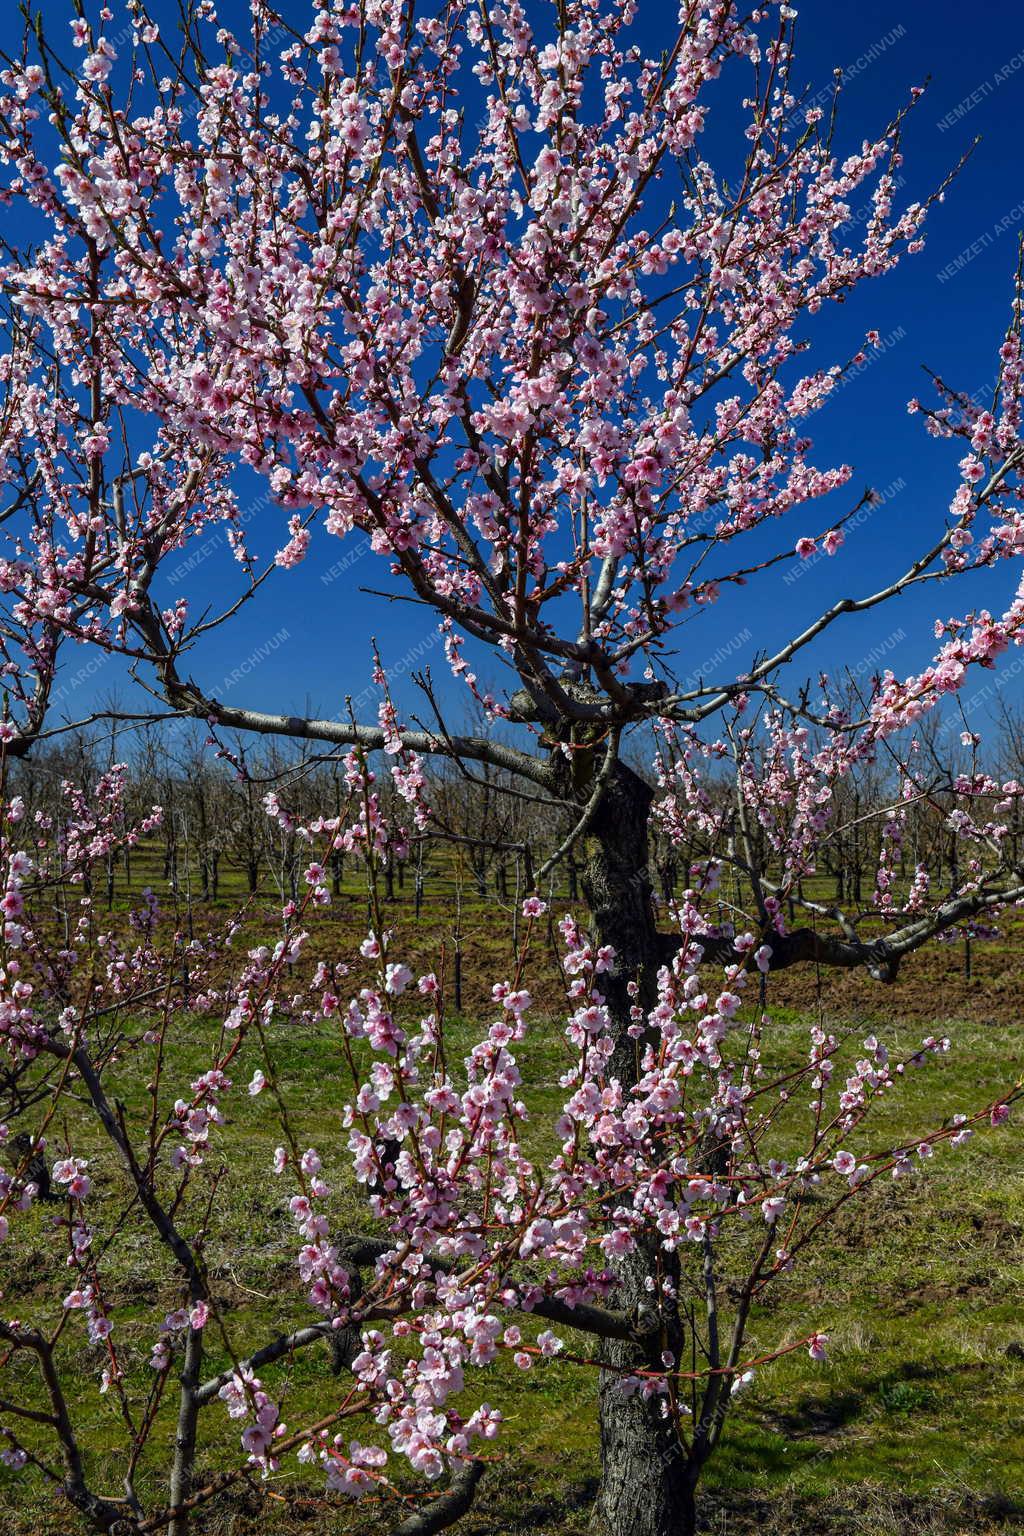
xmin=591 ymin=1237 xmax=696 ymax=1536
xmin=578 ymin=761 xmax=695 ymax=1536
xmin=578 ymin=761 xmax=659 ymax=1092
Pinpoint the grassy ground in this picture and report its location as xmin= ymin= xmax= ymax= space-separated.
xmin=1 ymin=862 xmax=1023 ymax=1535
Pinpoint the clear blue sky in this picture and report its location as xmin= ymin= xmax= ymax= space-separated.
xmin=28 ymin=1 xmax=1024 ymax=741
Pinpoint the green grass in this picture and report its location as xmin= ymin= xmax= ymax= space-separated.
xmin=1 ymin=888 xmax=1023 ymax=1535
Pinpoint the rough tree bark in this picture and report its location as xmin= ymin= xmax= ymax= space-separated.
xmin=576 ymin=760 xmax=697 ymax=1536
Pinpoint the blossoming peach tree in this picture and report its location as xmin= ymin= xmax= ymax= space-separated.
xmin=1 ymin=2 xmax=1024 ymax=1533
